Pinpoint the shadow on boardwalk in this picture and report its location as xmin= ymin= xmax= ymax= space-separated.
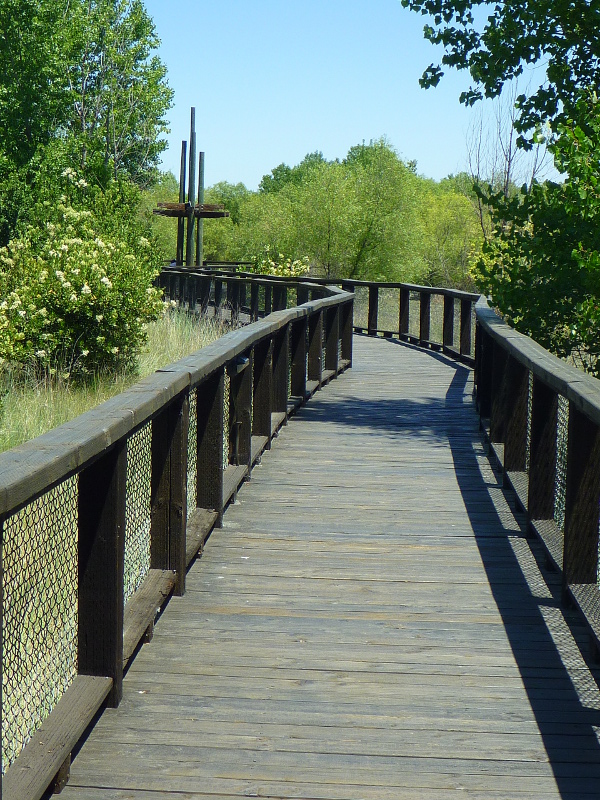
xmin=302 ymin=340 xmax=600 ymax=798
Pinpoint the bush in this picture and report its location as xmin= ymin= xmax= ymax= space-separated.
xmin=0 ymin=203 xmax=164 ymax=378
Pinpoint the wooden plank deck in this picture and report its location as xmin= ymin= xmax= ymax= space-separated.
xmin=63 ymin=335 xmax=600 ymax=800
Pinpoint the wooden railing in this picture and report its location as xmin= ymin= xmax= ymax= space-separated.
xmin=0 ymin=276 xmax=353 ymax=800
xmin=475 ymin=297 xmax=600 ymax=656
xmin=161 ymin=266 xmax=480 ymax=364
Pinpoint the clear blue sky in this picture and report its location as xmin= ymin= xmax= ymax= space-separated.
xmin=143 ymin=0 xmax=482 ymax=190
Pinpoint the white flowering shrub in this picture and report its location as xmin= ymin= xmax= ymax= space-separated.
xmin=255 ymin=246 xmax=310 ymax=277
xmin=0 ymin=204 xmax=164 ymax=377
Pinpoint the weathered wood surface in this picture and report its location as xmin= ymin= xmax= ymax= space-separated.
xmin=63 ymin=336 xmax=600 ymax=799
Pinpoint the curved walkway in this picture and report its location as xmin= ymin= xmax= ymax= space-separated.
xmin=64 ymin=335 xmax=600 ymax=799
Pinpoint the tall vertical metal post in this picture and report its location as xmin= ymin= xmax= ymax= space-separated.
xmin=185 ymin=108 xmax=197 ymax=267
xmin=176 ymin=141 xmax=187 ymax=265
xmin=196 ymin=151 xmax=205 ymax=267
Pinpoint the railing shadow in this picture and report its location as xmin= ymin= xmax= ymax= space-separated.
xmin=299 ymin=341 xmax=600 ymax=797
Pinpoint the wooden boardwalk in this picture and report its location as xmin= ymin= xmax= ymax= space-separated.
xmin=64 ymin=335 xmax=600 ymax=800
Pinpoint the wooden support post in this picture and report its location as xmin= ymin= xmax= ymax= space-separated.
xmin=476 ymin=327 xmax=494 ymax=418
xmin=419 ymin=292 xmax=431 ymax=345
xmin=196 ymin=371 xmax=225 ymax=527
xmin=150 ymin=393 xmax=189 ymax=597
xmin=176 ymin=141 xmax=187 ymax=266
xmin=563 ymin=407 xmax=600 ymax=586
xmin=341 ymin=301 xmax=353 ymax=365
xmin=214 ymin=279 xmax=223 ymax=315
xmin=528 ymin=379 xmax=558 ymax=520
xmin=228 ymin=280 xmax=241 ymax=324
xmin=253 ymin=339 xmax=273 ymax=446
xmin=291 ymin=318 xmax=308 ymax=398
xmin=185 ymin=109 xmax=196 ymax=267
xmin=78 ymin=441 xmax=127 ymax=707
xmin=308 ymin=310 xmax=323 ymax=384
xmin=443 ymin=295 xmax=454 ymax=349
xmin=264 ymin=284 xmax=272 ymax=315
xmin=503 ymin=358 xmax=529 ymax=472
xmin=250 ymin=282 xmax=260 ymax=321
xmin=272 ymin=326 xmax=289 ymax=414
xmin=489 ymin=343 xmax=509 ymax=443
xmin=273 ymin=284 xmax=288 ymax=311
xmin=368 ymin=285 xmax=378 ymax=335
xmin=297 ymin=283 xmax=309 ymax=306
xmin=239 ymin=280 xmax=247 ymax=313
xmin=399 ymin=287 xmax=410 ymax=338
xmin=460 ymin=298 xmax=472 ymax=356
xmin=228 ymin=352 xmax=253 ymax=470
xmin=199 ymin=276 xmax=211 ymax=314
xmin=325 ymin=306 xmax=340 ymax=373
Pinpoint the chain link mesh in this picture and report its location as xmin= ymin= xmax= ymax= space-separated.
xmin=554 ymin=395 xmax=569 ymax=531
xmin=2 ymin=477 xmax=78 ymax=773
xmin=525 ymin=371 xmax=533 ymax=472
xmin=187 ymin=390 xmax=198 ymax=518
xmin=409 ymin=292 xmax=420 ymax=339
xmin=223 ymin=372 xmax=231 ymax=468
xmin=430 ymin=294 xmax=444 ymax=344
xmin=124 ymin=424 xmax=152 ymax=605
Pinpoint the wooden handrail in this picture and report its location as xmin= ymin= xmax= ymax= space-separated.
xmin=160 ymin=265 xmax=479 ymax=364
xmin=474 ymin=297 xmax=600 ymax=659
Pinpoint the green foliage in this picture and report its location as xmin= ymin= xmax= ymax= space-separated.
xmin=400 ymin=0 xmax=600 ymax=146
xmin=0 ymin=202 xmax=164 ymax=378
xmin=403 ymin=0 xmax=600 ymax=372
xmin=471 ymin=95 xmax=600 ymax=374
xmin=254 ymin=247 xmax=310 ymax=278
xmin=205 ymin=140 xmax=481 ymax=288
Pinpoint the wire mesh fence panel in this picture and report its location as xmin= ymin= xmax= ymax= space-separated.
xmin=525 ymin=371 xmax=533 ymax=472
xmin=453 ymin=299 xmax=461 ymax=350
xmin=409 ymin=292 xmax=420 ymax=339
xmin=124 ymin=423 xmax=152 ymax=605
xmin=2 ymin=476 xmax=78 ymax=773
xmin=377 ymin=288 xmax=399 ymax=333
xmin=352 ymin=286 xmax=369 ymax=330
xmin=430 ymin=295 xmax=444 ymax=345
xmin=223 ymin=372 xmax=231 ymax=468
xmin=554 ymin=395 xmax=569 ymax=531
xmin=187 ymin=389 xmax=198 ymax=518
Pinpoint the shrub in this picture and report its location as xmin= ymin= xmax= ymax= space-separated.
xmin=0 ymin=203 xmax=164 ymax=378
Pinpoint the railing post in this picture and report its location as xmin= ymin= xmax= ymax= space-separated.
xmin=489 ymin=342 xmax=509 ymax=443
xmin=188 ymin=274 xmax=198 ymax=312
xmin=297 ymin=283 xmax=309 ymax=306
xmin=368 ymin=285 xmax=378 ymax=335
xmin=273 ymin=284 xmax=288 ymax=311
xmin=272 ymin=325 xmax=290 ymax=414
xmin=199 ymin=276 xmax=211 ymax=314
xmin=476 ymin=326 xmax=493 ymax=418
xmin=419 ymin=292 xmax=431 ymax=345
xmin=443 ymin=295 xmax=454 ymax=349
xmin=253 ymin=339 xmax=273 ymax=447
xmin=563 ymin=407 xmax=600 ymax=587
xmin=399 ymin=287 xmax=410 ymax=338
xmin=250 ymin=281 xmax=260 ymax=321
xmin=291 ymin=318 xmax=308 ymax=399
xmin=196 ymin=370 xmax=225 ymax=527
xmin=228 ymin=351 xmax=252 ymax=471
xmin=214 ymin=278 xmax=223 ymax=316
xmin=325 ymin=306 xmax=340 ymax=374
xmin=341 ymin=301 xmax=353 ymax=365
xmin=308 ymin=310 xmax=323 ymax=385
xmin=150 ymin=393 xmax=189 ymax=596
xmin=528 ymin=379 xmax=558 ymax=520
xmin=78 ymin=440 xmax=127 ymax=707
xmin=264 ymin=284 xmax=273 ymax=315
xmin=503 ymin=358 xmax=529 ymax=473
xmin=228 ymin=280 xmax=241 ymax=324
xmin=460 ymin=299 xmax=472 ymax=356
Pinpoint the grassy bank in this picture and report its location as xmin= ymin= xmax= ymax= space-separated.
xmin=0 ymin=310 xmax=229 ymax=454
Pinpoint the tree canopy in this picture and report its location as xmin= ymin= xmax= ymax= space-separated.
xmin=402 ymin=0 xmax=600 ymax=375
